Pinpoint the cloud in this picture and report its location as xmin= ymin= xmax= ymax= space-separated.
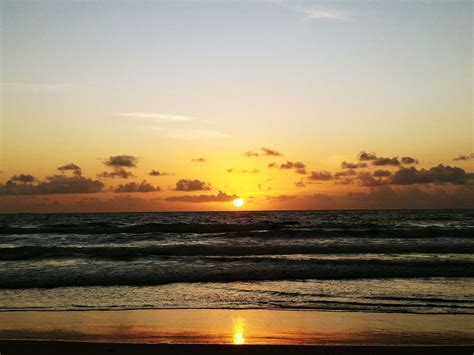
xmin=295 ymin=180 xmax=306 ymax=188
xmin=372 ymin=157 xmax=400 ymax=166
xmin=173 ymin=179 xmax=211 ymax=191
xmin=118 ymin=112 xmax=193 ymax=122
xmin=278 ymin=161 xmax=306 ymax=174
xmin=308 ymin=170 xmax=333 ymax=181
xmin=149 ymin=170 xmax=173 ymax=176
xmin=104 ymin=155 xmax=138 ymax=168
xmin=114 ymin=181 xmax=160 ymax=193
xmin=268 ymin=162 xmax=277 ymax=168
xmin=0 ymin=175 xmax=104 ymax=195
xmin=373 ymin=169 xmax=392 ymax=177
xmin=453 ymin=153 xmax=474 ymax=161
xmin=227 ymin=168 xmax=235 ymax=173
xmin=165 ymin=191 xmax=237 ymax=203
xmin=300 ymin=8 xmax=349 ymax=21
xmin=261 ymin=147 xmax=283 ymax=156
xmin=358 ymin=151 xmax=377 ymax=161
xmin=390 ymin=165 xmax=474 ymax=185
xmin=240 ymin=169 xmax=260 ymax=174
xmin=401 ymin=156 xmax=419 ymax=165
xmin=10 ymin=174 xmax=35 ymax=183
xmin=57 ymin=163 xmax=81 ymax=175
xmin=191 ymin=158 xmax=207 ymax=163
xmin=335 ymin=169 xmax=357 ymax=178
xmin=357 ymin=172 xmax=387 ymax=187
xmin=245 ymin=147 xmax=283 ymax=157
xmin=305 ymin=193 xmax=334 ymax=201
xmin=97 ymin=168 xmax=134 ymax=179
xmin=267 ymin=194 xmax=296 ymax=202
xmin=341 ymin=161 xmax=367 ymax=169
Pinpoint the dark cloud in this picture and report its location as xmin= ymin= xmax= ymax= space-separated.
xmin=401 ymin=156 xmax=418 ymax=165
xmin=97 ymin=168 xmax=134 ymax=179
xmin=260 ymin=147 xmax=283 ymax=156
xmin=104 ymin=155 xmax=138 ymax=168
xmin=245 ymin=147 xmax=283 ymax=157
xmin=0 ymin=175 xmax=104 ymax=195
xmin=114 ymin=181 xmax=160 ymax=193
xmin=280 ymin=161 xmax=306 ymax=173
xmin=453 ymin=153 xmax=474 ymax=161
xmin=390 ymin=165 xmax=474 ymax=185
xmin=58 ymin=163 xmax=81 ymax=176
xmin=357 ymin=172 xmax=387 ymax=187
xmin=341 ymin=161 xmax=367 ymax=169
xmin=227 ymin=168 xmax=236 ymax=173
xmin=149 ymin=170 xmax=173 ymax=176
xmin=268 ymin=162 xmax=277 ymax=168
xmin=335 ymin=169 xmax=357 ymax=178
xmin=358 ymin=151 xmax=377 ymax=161
xmin=372 ymin=157 xmax=400 ymax=166
xmin=10 ymin=174 xmax=35 ymax=183
xmin=165 ymin=191 xmax=237 ymax=203
xmin=306 ymin=193 xmax=334 ymax=201
xmin=191 ymin=158 xmax=207 ymax=163
xmin=173 ymin=179 xmax=211 ymax=191
xmin=373 ymin=169 xmax=392 ymax=177
xmin=308 ymin=170 xmax=333 ymax=181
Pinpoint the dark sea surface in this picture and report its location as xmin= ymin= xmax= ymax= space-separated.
xmin=0 ymin=210 xmax=473 ymax=314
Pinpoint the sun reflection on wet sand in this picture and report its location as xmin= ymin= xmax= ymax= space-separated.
xmin=232 ymin=317 xmax=245 ymax=344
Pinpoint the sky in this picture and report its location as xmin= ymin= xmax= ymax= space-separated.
xmin=0 ymin=0 xmax=473 ymax=212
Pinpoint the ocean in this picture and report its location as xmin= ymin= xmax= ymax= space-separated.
xmin=0 ymin=210 xmax=473 ymax=315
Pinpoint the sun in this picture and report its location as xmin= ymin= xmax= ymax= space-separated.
xmin=232 ymin=198 xmax=244 ymax=208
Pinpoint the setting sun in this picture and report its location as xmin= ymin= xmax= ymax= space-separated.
xmin=232 ymin=198 xmax=244 ymax=208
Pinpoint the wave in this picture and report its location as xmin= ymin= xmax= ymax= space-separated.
xmin=1 ymin=257 xmax=472 ymax=289
xmin=1 ymin=242 xmax=474 ymax=260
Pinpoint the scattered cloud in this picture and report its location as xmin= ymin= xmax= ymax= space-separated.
xmin=165 ymin=191 xmax=237 ymax=203
xmin=10 ymin=174 xmax=35 ymax=183
xmin=341 ymin=161 xmax=367 ymax=169
xmin=335 ymin=169 xmax=357 ymax=178
xmin=358 ymin=151 xmax=377 ymax=161
xmin=0 ymin=175 xmax=104 ymax=195
xmin=149 ymin=170 xmax=173 ymax=176
xmin=390 ymin=165 xmax=474 ymax=185
xmin=173 ymin=179 xmax=211 ymax=191
xmin=401 ymin=156 xmax=419 ymax=165
xmin=245 ymin=147 xmax=283 ymax=157
xmin=57 ymin=163 xmax=81 ymax=175
xmin=373 ymin=169 xmax=392 ymax=177
xmin=227 ymin=168 xmax=236 ymax=173
xmin=104 ymin=155 xmax=138 ymax=168
xmin=357 ymin=172 xmax=387 ymax=187
xmin=372 ymin=157 xmax=400 ymax=166
xmin=308 ymin=170 xmax=333 ymax=181
xmin=191 ymin=158 xmax=207 ymax=163
xmin=97 ymin=168 xmax=135 ymax=179
xmin=280 ymin=161 xmax=306 ymax=174
xmin=453 ymin=153 xmax=474 ymax=161
xmin=268 ymin=162 xmax=277 ymax=168
xmin=114 ymin=181 xmax=160 ymax=193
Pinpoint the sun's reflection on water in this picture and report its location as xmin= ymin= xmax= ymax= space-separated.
xmin=232 ymin=317 xmax=245 ymax=345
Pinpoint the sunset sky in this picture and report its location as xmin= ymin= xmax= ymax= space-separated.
xmin=1 ymin=0 xmax=473 ymax=212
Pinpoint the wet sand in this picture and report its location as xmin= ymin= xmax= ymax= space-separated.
xmin=0 ymin=308 xmax=472 ymax=355
xmin=0 ymin=341 xmax=472 ymax=355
